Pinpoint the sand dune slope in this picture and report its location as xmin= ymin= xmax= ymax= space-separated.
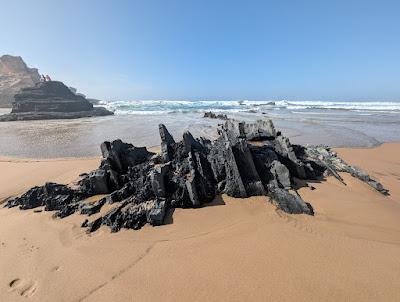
xmin=0 ymin=144 xmax=399 ymax=302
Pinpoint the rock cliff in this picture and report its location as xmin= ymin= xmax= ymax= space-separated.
xmin=0 ymin=81 xmax=113 ymax=121
xmin=0 ymin=55 xmax=40 ymax=107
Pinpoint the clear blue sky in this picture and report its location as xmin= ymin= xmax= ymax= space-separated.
xmin=2 ymin=0 xmax=400 ymax=101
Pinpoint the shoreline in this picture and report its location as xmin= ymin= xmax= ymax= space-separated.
xmin=335 ymin=140 xmax=400 ymax=150
xmin=1 ymin=111 xmax=400 ymax=158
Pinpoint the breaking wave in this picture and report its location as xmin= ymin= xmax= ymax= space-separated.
xmin=98 ymin=99 xmax=400 ymax=115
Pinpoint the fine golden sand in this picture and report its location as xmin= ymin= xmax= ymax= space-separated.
xmin=0 ymin=143 xmax=399 ymax=301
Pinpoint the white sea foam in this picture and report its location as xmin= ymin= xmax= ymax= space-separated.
xmin=99 ymin=99 xmax=400 ymax=115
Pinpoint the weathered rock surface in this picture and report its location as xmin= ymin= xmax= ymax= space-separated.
xmin=4 ymin=119 xmax=389 ymax=232
xmin=0 ymin=55 xmax=41 ymax=107
xmin=203 ymin=111 xmax=228 ymax=120
xmin=302 ymin=145 xmax=389 ymax=195
xmin=0 ymin=81 xmax=113 ymax=121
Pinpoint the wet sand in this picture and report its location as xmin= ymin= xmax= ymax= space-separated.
xmin=1 ymin=110 xmax=400 ymax=158
xmin=0 ymin=143 xmax=399 ymax=301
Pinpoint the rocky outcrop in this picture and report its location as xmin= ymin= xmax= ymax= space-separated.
xmin=301 ymin=145 xmax=389 ymax=195
xmin=0 ymin=81 xmax=113 ymax=121
xmin=0 ymin=55 xmax=41 ymax=107
xmin=203 ymin=111 xmax=228 ymax=120
xmin=4 ymin=119 xmax=388 ymax=233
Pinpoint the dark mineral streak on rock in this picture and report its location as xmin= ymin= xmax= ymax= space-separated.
xmin=0 ymin=81 xmax=113 ymax=121
xmin=4 ymin=119 xmax=389 ymax=232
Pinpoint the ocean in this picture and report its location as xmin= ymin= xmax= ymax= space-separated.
xmin=98 ymin=99 xmax=400 ymax=115
xmin=0 ymin=99 xmax=400 ymax=158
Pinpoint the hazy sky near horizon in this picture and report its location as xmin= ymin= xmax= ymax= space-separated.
xmin=1 ymin=0 xmax=400 ymax=101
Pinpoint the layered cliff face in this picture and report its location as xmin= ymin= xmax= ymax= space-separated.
xmin=0 ymin=81 xmax=113 ymax=121
xmin=12 ymin=81 xmax=93 ymax=113
xmin=0 ymin=55 xmax=41 ymax=107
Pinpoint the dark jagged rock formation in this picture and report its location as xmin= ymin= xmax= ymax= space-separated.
xmin=0 ymin=81 xmax=113 ymax=121
xmin=4 ymin=119 xmax=388 ymax=233
xmin=0 ymin=55 xmax=41 ymax=107
xmin=203 ymin=111 xmax=228 ymax=120
xmin=5 ymin=182 xmax=87 ymax=218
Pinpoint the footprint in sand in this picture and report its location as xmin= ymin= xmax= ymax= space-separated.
xmin=51 ymin=265 xmax=61 ymax=272
xmin=9 ymin=278 xmax=22 ymax=288
xmin=8 ymin=278 xmax=38 ymax=298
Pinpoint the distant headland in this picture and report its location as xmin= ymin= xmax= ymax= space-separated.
xmin=0 ymin=55 xmax=113 ymax=121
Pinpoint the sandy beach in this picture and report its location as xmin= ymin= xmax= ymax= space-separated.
xmin=3 ymin=2 xmax=400 ymax=301
xmin=0 ymin=143 xmax=399 ymax=301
